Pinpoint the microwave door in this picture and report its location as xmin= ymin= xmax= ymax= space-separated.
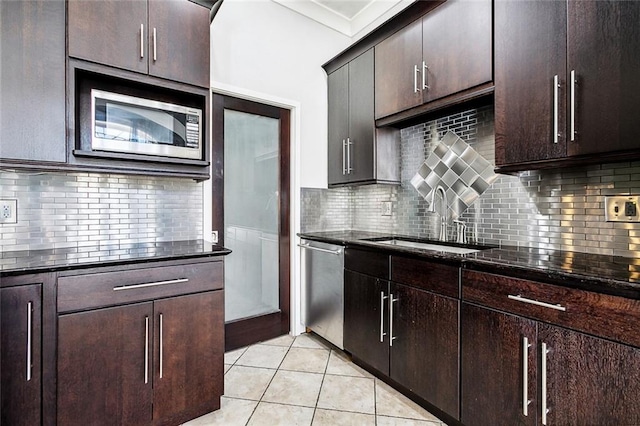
xmin=105 ymin=103 xmax=187 ymax=146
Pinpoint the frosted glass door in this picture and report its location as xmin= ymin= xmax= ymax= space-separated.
xmin=224 ymin=110 xmax=280 ymax=322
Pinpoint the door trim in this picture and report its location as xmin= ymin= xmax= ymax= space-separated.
xmin=211 ymin=94 xmax=291 ymax=350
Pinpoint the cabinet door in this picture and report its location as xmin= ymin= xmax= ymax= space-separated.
xmin=390 ymin=283 xmax=459 ymax=419
xmin=0 ymin=0 xmax=65 ymax=162
xmin=348 ymin=49 xmax=375 ymax=184
xmin=494 ymin=0 xmax=567 ymax=165
xmin=539 ymin=324 xmax=640 ymax=425
xmin=421 ymin=0 xmax=492 ymax=103
xmin=375 ymin=19 xmax=423 ymax=119
xmin=1 ymin=285 xmax=42 ymax=426
xmin=567 ymin=1 xmax=640 ymax=156
xmin=57 ymin=303 xmax=153 ymax=426
xmin=344 ymin=270 xmax=390 ymax=375
xmin=461 ymin=303 xmax=537 ymax=426
xmin=153 ymin=291 xmax=224 ymax=423
xmin=68 ymin=0 xmax=148 ymax=75
xmin=148 ymin=0 xmax=210 ymax=88
xmin=327 ymin=64 xmax=350 ymax=186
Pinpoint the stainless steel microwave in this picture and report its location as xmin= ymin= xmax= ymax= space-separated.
xmin=91 ymin=89 xmax=203 ymax=160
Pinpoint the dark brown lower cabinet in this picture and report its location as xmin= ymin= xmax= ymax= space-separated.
xmin=1 ymin=284 xmax=42 ymax=426
xmin=462 ymin=302 xmax=640 ymax=426
xmin=58 ymin=302 xmax=154 ymax=425
xmin=57 ymin=290 xmax=224 ymax=425
xmin=391 ymin=283 xmax=459 ymax=419
xmin=344 ymin=270 xmax=389 ymax=375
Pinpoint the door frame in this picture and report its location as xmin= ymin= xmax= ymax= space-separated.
xmin=211 ymin=91 xmax=294 ymax=350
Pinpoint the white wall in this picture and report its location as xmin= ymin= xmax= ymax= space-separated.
xmin=210 ymin=0 xmax=352 ymax=189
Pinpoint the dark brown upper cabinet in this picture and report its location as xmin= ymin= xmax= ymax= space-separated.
xmin=495 ymin=0 xmax=640 ymax=171
xmin=328 ymin=49 xmax=400 ymax=187
xmin=0 ymin=0 xmax=66 ymax=163
xmin=68 ymin=0 xmax=210 ymax=89
xmin=375 ymin=0 xmax=492 ymax=120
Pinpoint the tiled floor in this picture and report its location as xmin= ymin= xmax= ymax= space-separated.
xmin=183 ymin=333 xmax=448 ymax=426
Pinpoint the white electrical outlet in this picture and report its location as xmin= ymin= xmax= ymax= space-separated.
xmin=381 ymin=201 xmax=393 ymax=216
xmin=0 ymin=199 xmax=17 ymax=224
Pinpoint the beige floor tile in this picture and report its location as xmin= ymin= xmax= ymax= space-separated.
xmin=247 ymin=402 xmax=314 ymax=426
xmin=224 ymin=347 xmax=248 ymax=365
xmin=325 ymin=350 xmax=372 ymax=378
xmin=311 ymin=408 xmax=375 ymax=426
xmin=262 ymin=370 xmax=324 ymax=407
xmin=375 ymin=379 xmax=441 ymax=422
xmin=224 ymin=365 xmax=276 ymax=401
xmin=224 ymin=364 xmax=232 ymax=374
xmin=236 ymin=344 xmax=289 ymax=369
xmin=376 ymin=415 xmax=442 ymax=426
xmin=292 ymin=333 xmax=332 ymax=350
xmin=181 ymin=397 xmax=257 ymax=426
xmin=280 ymin=347 xmax=330 ymax=373
xmin=317 ymin=374 xmax=375 ymax=414
xmin=260 ymin=334 xmax=295 ymax=347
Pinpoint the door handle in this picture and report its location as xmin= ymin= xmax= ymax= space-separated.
xmin=159 ymin=313 xmax=164 ymax=379
xmin=342 ymin=139 xmax=346 ymax=175
xmin=553 ymin=75 xmax=560 ymax=144
xmin=570 ymin=70 xmax=577 ymax=142
xmin=541 ymin=342 xmax=550 ymax=425
xmin=413 ymin=64 xmax=420 ymax=93
xmin=389 ymin=294 xmax=399 ymax=346
xmin=140 ymin=24 xmax=144 ymax=58
xmin=379 ymin=291 xmax=388 ymax=343
xmin=153 ymin=27 xmax=157 ymax=62
xmin=346 ymin=138 xmax=352 ymax=175
xmin=522 ymin=336 xmax=531 ymax=416
xmin=422 ymin=61 xmax=429 ymax=90
xmin=26 ymin=301 xmax=33 ymax=381
xmin=144 ymin=316 xmax=149 ymax=384
xmin=297 ymin=244 xmax=342 ymax=255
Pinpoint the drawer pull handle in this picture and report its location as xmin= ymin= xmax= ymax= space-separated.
xmin=27 ymin=301 xmax=33 ymax=382
xmin=144 ymin=316 xmax=149 ymax=384
xmin=507 ymin=294 xmax=566 ymax=312
xmin=522 ymin=336 xmax=531 ymax=416
xmin=113 ymin=278 xmax=189 ymax=291
xmin=159 ymin=313 xmax=164 ymax=379
xmin=297 ymin=244 xmax=342 ymax=255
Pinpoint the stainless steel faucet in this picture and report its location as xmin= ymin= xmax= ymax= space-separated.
xmin=454 ymin=220 xmax=467 ymax=244
xmin=429 ymin=186 xmax=448 ymax=241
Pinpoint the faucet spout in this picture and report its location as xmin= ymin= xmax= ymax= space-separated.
xmin=429 ymin=186 xmax=448 ymax=241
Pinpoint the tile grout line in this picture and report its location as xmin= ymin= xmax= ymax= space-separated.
xmin=309 ymin=347 xmax=333 ymax=425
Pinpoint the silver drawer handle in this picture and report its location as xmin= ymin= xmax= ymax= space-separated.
xmin=380 ymin=291 xmax=388 ymax=343
xmin=27 ymin=301 xmax=33 ymax=381
xmin=542 ymin=342 xmax=550 ymax=425
xmin=144 ymin=316 xmax=149 ymax=384
xmin=113 ymin=278 xmax=189 ymax=291
xmin=297 ymin=244 xmax=342 ymax=255
xmin=522 ymin=336 xmax=531 ymax=416
xmin=159 ymin=313 xmax=164 ymax=379
xmin=508 ymin=294 xmax=566 ymax=311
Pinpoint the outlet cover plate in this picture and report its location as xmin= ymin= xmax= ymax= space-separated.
xmin=0 ymin=199 xmax=17 ymax=224
xmin=381 ymin=201 xmax=392 ymax=216
xmin=605 ymin=195 xmax=640 ymax=222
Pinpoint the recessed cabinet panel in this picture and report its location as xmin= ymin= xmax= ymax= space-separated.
xmin=348 ymin=49 xmax=376 ymax=183
xmin=327 ymin=64 xmax=349 ymax=185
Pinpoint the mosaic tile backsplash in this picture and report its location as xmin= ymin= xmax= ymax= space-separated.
xmin=301 ymin=105 xmax=640 ymax=257
xmin=0 ymin=171 xmax=203 ymax=253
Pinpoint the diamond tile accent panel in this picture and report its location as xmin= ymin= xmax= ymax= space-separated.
xmin=411 ymin=131 xmax=498 ymax=218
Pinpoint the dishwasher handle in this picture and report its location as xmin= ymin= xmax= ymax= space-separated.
xmin=298 ymin=243 xmax=342 ymax=255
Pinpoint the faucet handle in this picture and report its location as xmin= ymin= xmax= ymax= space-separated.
xmin=453 ymin=220 xmax=467 ymax=244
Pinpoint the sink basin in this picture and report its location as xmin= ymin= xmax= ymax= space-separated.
xmin=368 ymin=238 xmax=483 ymax=255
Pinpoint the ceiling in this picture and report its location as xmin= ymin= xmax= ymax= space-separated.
xmin=271 ymin=0 xmax=415 ymax=37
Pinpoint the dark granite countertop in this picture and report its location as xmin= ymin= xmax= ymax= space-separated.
xmin=0 ymin=240 xmax=231 ymax=276
xmin=299 ymin=230 xmax=640 ymax=300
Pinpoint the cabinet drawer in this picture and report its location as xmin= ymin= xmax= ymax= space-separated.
xmin=462 ymin=270 xmax=640 ymax=347
xmin=345 ymin=247 xmax=389 ymax=279
xmin=391 ymin=256 xmax=459 ymax=299
xmin=58 ymin=260 xmax=223 ymax=313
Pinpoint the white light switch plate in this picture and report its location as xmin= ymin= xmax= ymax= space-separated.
xmin=0 ymin=199 xmax=17 ymax=224
xmin=605 ymin=195 xmax=640 ymax=222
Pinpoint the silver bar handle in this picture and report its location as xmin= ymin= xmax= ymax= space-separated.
xmin=159 ymin=313 xmax=163 ymax=379
xmin=522 ymin=336 xmax=531 ymax=416
xmin=379 ymin=291 xmax=388 ymax=343
xmin=508 ymin=294 xmax=566 ymax=312
xmin=113 ymin=278 xmax=189 ymax=291
xmin=571 ymin=70 xmax=576 ymax=142
xmin=140 ymin=24 xmax=144 ymax=58
xmin=342 ymin=139 xmax=347 ymax=175
xmin=542 ymin=342 xmax=549 ymax=425
xmin=553 ymin=75 xmax=559 ymax=144
xmin=153 ymin=27 xmax=157 ymax=62
xmin=144 ymin=316 xmax=149 ymax=384
xmin=389 ymin=294 xmax=398 ymax=347
xmin=346 ymin=138 xmax=352 ymax=174
xmin=422 ymin=61 xmax=429 ymax=90
xmin=26 ymin=302 xmax=32 ymax=381
xmin=413 ymin=64 xmax=420 ymax=93
xmin=297 ymin=243 xmax=342 ymax=255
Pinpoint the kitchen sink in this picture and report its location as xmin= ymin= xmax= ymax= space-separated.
xmin=364 ymin=238 xmax=487 ymax=255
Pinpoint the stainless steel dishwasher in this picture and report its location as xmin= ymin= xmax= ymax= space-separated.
xmin=299 ymin=239 xmax=344 ymax=349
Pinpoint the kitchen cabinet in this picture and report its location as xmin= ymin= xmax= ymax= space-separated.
xmin=0 ymin=0 xmax=66 ymax=163
xmin=1 ymin=284 xmax=42 ymax=426
xmin=327 ymin=49 xmax=400 ymax=187
xmin=461 ymin=269 xmax=640 ymax=425
xmin=344 ymin=248 xmax=460 ymax=421
xmin=56 ymin=259 xmax=225 ymax=425
xmin=375 ymin=0 xmax=492 ymax=120
xmin=495 ymin=0 xmax=640 ymax=169
xmin=68 ymin=0 xmax=210 ymax=88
